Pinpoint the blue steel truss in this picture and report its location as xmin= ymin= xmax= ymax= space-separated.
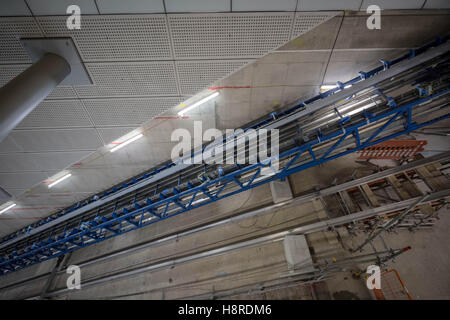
xmin=1 ymin=37 xmax=447 ymax=248
xmin=1 ymin=85 xmax=449 ymax=275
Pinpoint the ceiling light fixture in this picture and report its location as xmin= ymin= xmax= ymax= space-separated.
xmin=48 ymin=173 xmax=72 ymax=188
xmin=0 ymin=203 xmax=16 ymax=214
xmin=110 ymin=133 xmax=144 ymax=153
xmin=320 ymin=85 xmax=337 ymax=90
xmin=178 ymin=92 xmax=220 ymax=116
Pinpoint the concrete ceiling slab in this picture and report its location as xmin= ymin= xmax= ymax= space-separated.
xmin=232 ymin=0 xmax=297 ymax=12
xmin=298 ymin=0 xmax=362 ymax=11
xmin=0 ymin=0 xmax=31 ymax=16
xmin=166 ymin=0 xmax=230 ymax=13
xmin=334 ymin=13 xmax=450 ymax=49
xmin=26 ymin=0 xmax=99 ymax=15
xmin=424 ymin=0 xmax=450 ymax=9
xmin=95 ymin=0 xmax=165 ymax=14
xmin=360 ymin=0 xmax=425 ymax=10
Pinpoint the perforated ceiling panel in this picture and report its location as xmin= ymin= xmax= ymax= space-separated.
xmin=0 ymin=64 xmax=77 ymax=99
xmin=0 ymin=172 xmax=51 ymax=190
xmin=177 ymin=60 xmax=251 ymax=95
xmin=16 ymin=99 xmax=93 ymax=129
xmin=75 ymin=62 xmax=179 ymax=97
xmin=0 ymin=151 xmax=92 ymax=172
xmin=0 ymin=17 xmax=42 ymax=63
xmin=291 ymin=12 xmax=337 ymax=39
xmin=83 ymin=97 xmax=183 ymax=126
xmin=37 ymin=15 xmax=172 ymax=61
xmin=11 ymin=129 xmax=102 ymax=152
xmin=168 ymin=13 xmax=294 ymax=59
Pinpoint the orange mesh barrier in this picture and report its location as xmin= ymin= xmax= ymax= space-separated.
xmin=373 ymin=269 xmax=413 ymax=300
xmin=358 ymin=140 xmax=427 ymax=160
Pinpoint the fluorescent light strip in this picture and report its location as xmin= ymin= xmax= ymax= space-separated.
xmin=0 ymin=203 xmax=16 ymax=214
xmin=178 ymin=92 xmax=219 ymax=116
xmin=48 ymin=173 xmax=72 ymax=188
xmin=110 ymin=134 xmax=144 ymax=153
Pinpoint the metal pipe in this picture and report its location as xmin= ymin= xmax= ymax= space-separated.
xmin=2 ymin=154 xmax=447 ymax=293
xmin=36 ymin=188 xmax=449 ymax=298
xmin=0 ymin=53 xmax=71 ymax=143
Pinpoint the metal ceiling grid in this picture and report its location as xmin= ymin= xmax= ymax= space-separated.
xmin=176 ymin=60 xmax=251 ymax=95
xmin=37 ymin=15 xmax=172 ymax=61
xmin=0 ymin=17 xmax=42 ymax=63
xmin=75 ymin=62 xmax=179 ymax=98
xmin=168 ymin=13 xmax=295 ymax=59
xmin=83 ymin=97 xmax=183 ymax=126
xmin=10 ymin=128 xmax=102 ymax=152
xmin=15 ymin=99 xmax=92 ymax=129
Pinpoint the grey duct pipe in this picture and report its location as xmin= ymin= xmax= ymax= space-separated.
xmin=0 ymin=53 xmax=71 ymax=143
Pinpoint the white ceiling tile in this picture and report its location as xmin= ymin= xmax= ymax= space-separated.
xmin=96 ymin=0 xmax=165 ymax=14
xmin=177 ymin=60 xmax=250 ymax=94
xmin=291 ymin=12 xmax=337 ymax=39
xmin=26 ymin=0 xmax=99 ymax=15
xmin=361 ymin=0 xmax=424 ymax=10
xmin=0 ymin=17 xmax=43 ymax=63
xmin=169 ymin=13 xmax=294 ymax=59
xmin=0 ymin=63 xmax=78 ymax=98
xmin=298 ymin=0 xmax=362 ymax=11
xmin=0 ymin=172 xmax=51 ymax=189
xmin=84 ymin=97 xmax=182 ymax=126
xmin=0 ymin=151 xmax=92 ymax=172
xmin=424 ymin=0 xmax=450 ymax=8
xmin=38 ymin=15 xmax=172 ymax=61
xmin=232 ymin=0 xmax=297 ymax=12
xmin=0 ymin=0 xmax=31 ymax=16
xmin=75 ymin=62 xmax=178 ymax=97
xmin=166 ymin=0 xmax=230 ymax=12
xmin=16 ymin=99 xmax=92 ymax=128
xmin=11 ymin=129 xmax=102 ymax=152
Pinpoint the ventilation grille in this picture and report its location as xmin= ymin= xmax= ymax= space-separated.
xmin=0 ymin=17 xmax=42 ymax=63
xmin=176 ymin=60 xmax=250 ymax=95
xmin=83 ymin=97 xmax=182 ymax=126
xmin=291 ymin=12 xmax=336 ymax=39
xmin=75 ymin=62 xmax=179 ymax=97
xmin=168 ymin=13 xmax=294 ymax=59
xmin=37 ymin=15 xmax=172 ymax=61
xmin=16 ymin=100 xmax=92 ymax=129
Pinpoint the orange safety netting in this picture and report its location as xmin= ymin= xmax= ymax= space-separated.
xmin=358 ymin=140 xmax=427 ymax=160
